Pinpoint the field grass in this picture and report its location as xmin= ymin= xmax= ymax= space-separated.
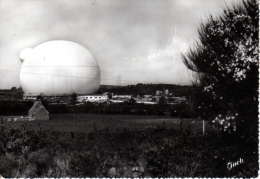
xmin=6 ymin=113 xmax=207 ymax=133
xmin=0 ymin=113 xmax=257 ymax=178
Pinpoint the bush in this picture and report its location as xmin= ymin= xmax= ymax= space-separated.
xmin=27 ymin=149 xmax=54 ymax=177
xmin=0 ymin=154 xmax=19 ymax=177
xmin=0 ymin=123 xmax=258 ymax=177
xmin=182 ymin=0 xmax=258 ymax=142
xmin=0 ymin=101 xmax=33 ymax=115
xmin=69 ymin=151 xmax=97 ymax=177
xmin=0 ymin=123 xmax=49 ymax=155
xmin=170 ymin=103 xmax=198 ymax=118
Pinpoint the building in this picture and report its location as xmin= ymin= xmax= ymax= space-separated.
xmin=77 ymin=94 xmax=108 ymax=103
xmin=112 ymin=95 xmax=132 ymax=99
xmin=23 ymin=95 xmax=37 ymax=100
xmin=156 ymin=90 xmax=162 ymax=96
xmin=144 ymin=95 xmax=152 ymax=98
xmin=168 ymin=96 xmax=186 ymax=103
xmin=135 ymin=95 xmax=154 ymax=104
xmin=28 ymin=100 xmax=49 ymax=120
xmin=165 ymin=89 xmax=169 ymax=95
xmin=110 ymin=99 xmax=124 ymax=103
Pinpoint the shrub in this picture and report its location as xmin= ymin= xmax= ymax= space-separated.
xmin=0 ymin=123 xmax=257 ymax=177
xmin=0 ymin=154 xmax=19 ymax=177
xmin=69 ymin=151 xmax=97 ymax=177
xmin=27 ymin=149 xmax=54 ymax=177
xmin=182 ymin=0 xmax=258 ymax=142
xmin=0 ymin=123 xmax=49 ymax=155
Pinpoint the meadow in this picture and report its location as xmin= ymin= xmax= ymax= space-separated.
xmin=0 ymin=114 xmax=257 ymax=178
xmin=7 ymin=113 xmax=206 ymax=133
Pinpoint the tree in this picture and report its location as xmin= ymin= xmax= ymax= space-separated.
xmin=158 ymin=96 xmax=166 ymax=105
xmin=10 ymin=87 xmax=16 ymax=97
xmin=36 ymin=95 xmax=43 ymax=101
xmin=182 ymin=0 xmax=258 ymax=136
xmin=126 ymin=97 xmax=136 ymax=105
xmin=15 ymin=87 xmax=24 ymax=99
xmin=70 ymin=93 xmax=78 ymax=117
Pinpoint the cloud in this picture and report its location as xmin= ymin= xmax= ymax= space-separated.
xmin=147 ymin=37 xmax=189 ymax=69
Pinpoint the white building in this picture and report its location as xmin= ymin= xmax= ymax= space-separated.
xmin=112 ymin=95 xmax=132 ymax=99
xmin=156 ymin=90 xmax=162 ymax=96
xmin=110 ymin=99 xmax=124 ymax=103
xmin=23 ymin=95 xmax=37 ymax=100
xmin=77 ymin=94 xmax=108 ymax=103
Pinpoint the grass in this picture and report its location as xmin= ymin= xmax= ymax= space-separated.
xmin=5 ymin=113 xmax=207 ymax=133
xmin=0 ymin=123 xmax=257 ymax=178
xmin=1 ymin=113 xmax=257 ymax=178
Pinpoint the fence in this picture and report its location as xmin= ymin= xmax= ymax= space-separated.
xmin=1 ymin=116 xmax=34 ymax=122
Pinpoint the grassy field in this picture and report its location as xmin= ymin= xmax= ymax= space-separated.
xmin=0 ymin=113 xmax=257 ymax=178
xmin=5 ymin=113 xmax=207 ymax=133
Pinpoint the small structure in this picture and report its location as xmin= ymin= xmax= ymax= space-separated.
xmin=77 ymin=94 xmax=108 ymax=103
xmin=112 ymin=95 xmax=132 ymax=99
xmin=28 ymin=100 xmax=49 ymax=120
xmin=156 ymin=90 xmax=162 ymax=96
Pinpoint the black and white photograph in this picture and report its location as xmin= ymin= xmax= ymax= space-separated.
xmin=0 ymin=0 xmax=258 ymax=178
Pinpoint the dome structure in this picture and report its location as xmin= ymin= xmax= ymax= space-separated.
xmin=20 ymin=40 xmax=100 ymax=96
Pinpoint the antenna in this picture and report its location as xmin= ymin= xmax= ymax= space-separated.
xmin=94 ymin=38 xmax=110 ymax=55
xmin=117 ymin=76 xmax=121 ymax=86
xmin=174 ymin=25 xmax=177 ymax=65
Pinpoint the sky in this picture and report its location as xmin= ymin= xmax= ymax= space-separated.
xmin=0 ymin=0 xmax=240 ymax=88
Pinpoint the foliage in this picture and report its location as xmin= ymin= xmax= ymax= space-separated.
xmin=182 ymin=0 xmax=259 ymax=136
xmin=70 ymin=93 xmax=78 ymax=106
xmin=69 ymin=151 xmax=98 ymax=177
xmin=0 ymin=122 xmax=48 ymax=155
xmin=0 ymin=101 xmax=33 ymax=115
xmin=125 ymin=97 xmax=136 ymax=104
xmin=170 ymin=103 xmax=198 ymax=118
xmin=99 ymin=83 xmax=191 ymax=97
xmin=0 ymin=122 xmax=258 ymax=178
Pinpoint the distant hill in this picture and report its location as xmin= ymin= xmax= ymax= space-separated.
xmin=99 ymin=83 xmax=192 ymax=97
xmin=99 ymin=85 xmax=116 ymax=89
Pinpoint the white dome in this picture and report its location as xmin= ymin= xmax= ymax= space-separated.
xmin=19 ymin=48 xmax=33 ymax=62
xmin=20 ymin=40 xmax=100 ymax=96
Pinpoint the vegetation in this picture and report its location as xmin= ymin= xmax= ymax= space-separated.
xmin=180 ymin=0 xmax=258 ymax=176
xmin=182 ymin=0 xmax=258 ymax=134
xmin=0 ymin=87 xmax=23 ymax=100
xmin=0 ymin=101 xmax=33 ymax=115
xmin=0 ymin=1 xmax=258 ymax=178
xmin=0 ymin=120 xmax=257 ymax=178
xmin=0 ymin=99 xmax=197 ymax=118
xmin=69 ymin=92 xmax=78 ymax=118
xmin=99 ymin=83 xmax=191 ymax=97
xmin=8 ymin=113 xmax=203 ymax=132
